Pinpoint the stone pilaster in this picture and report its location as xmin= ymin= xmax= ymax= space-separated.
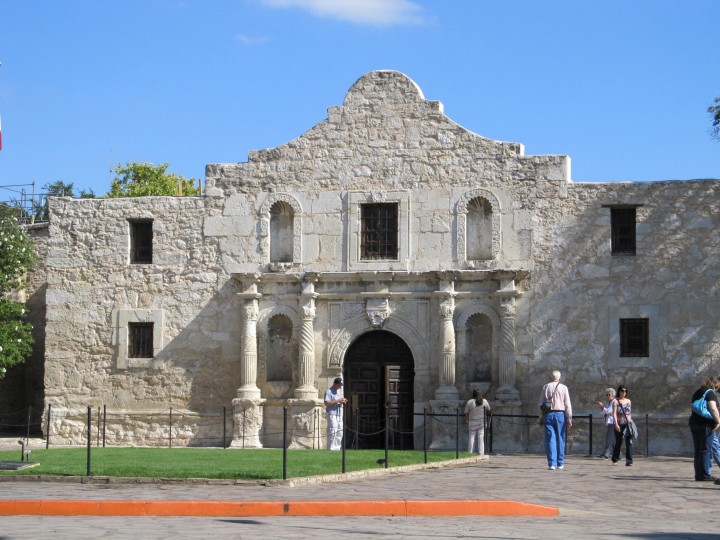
xmin=295 ymin=278 xmax=319 ymax=400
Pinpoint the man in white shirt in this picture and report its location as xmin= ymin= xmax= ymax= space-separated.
xmin=325 ymin=377 xmax=347 ymax=451
xmin=538 ymin=370 xmax=573 ymax=470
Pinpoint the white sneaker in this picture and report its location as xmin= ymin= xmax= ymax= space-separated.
xmin=548 ymin=466 xmax=556 ymax=470
xmin=558 ymin=465 xmax=564 ymax=470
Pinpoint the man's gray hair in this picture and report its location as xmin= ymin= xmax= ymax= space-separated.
xmin=552 ymin=370 xmax=561 ymax=381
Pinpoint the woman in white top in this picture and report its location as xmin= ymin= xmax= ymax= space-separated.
xmin=465 ymin=388 xmax=492 ymax=455
xmin=596 ymin=387 xmax=616 ymax=459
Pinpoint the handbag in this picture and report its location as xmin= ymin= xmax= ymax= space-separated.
xmin=617 ymin=399 xmax=638 ymax=441
xmin=691 ymin=389 xmax=714 ymax=419
xmin=628 ymin=419 xmax=639 ymax=442
xmin=540 ymin=382 xmax=561 ymax=415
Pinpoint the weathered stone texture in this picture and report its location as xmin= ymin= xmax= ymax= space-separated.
xmin=31 ymin=71 xmax=720 ymax=453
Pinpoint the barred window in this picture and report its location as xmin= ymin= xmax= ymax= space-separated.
xmin=130 ymin=220 xmax=153 ymax=264
xmin=620 ymin=318 xmax=649 ymax=357
xmin=611 ymin=208 xmax=636 ymax=255
xmin=361 ymin=204 xmax=398 ymax=260
xmin=128 ymin=322 xmax=154 ymax=358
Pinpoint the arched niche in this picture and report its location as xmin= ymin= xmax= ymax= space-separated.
xmin=259 ymin=194 xmax=303 ymax=266
xmin=456 ymin=188 xmax=501 ymax=263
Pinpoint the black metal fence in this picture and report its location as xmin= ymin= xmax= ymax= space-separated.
xmin=2 ymin=404 xmax=691 ymax=462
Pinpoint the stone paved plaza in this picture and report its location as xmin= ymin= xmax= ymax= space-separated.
xmin=1 ymin=454 xmax=719 ymax=539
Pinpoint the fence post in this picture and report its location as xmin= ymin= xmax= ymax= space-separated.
xmin=97 ymin=407 xmax=101 ymax=447
xmin=26 ymin=405 xmax=31 ymax=445
xmin=488 ymin=412 xmax=493 ymax=455
xmin=588 ymin=413 xmax=593 ymax=456
xmin=86 ymin=406 xmax=92 ymax=477
xmin=384 ymin=405 xmax=389 ymax=468
xmin=102 ymin=405 xmax=107 ymax=448
xmin=169 ymin=407 xmax=173 ymax=449
xmin=456 ymin=407 xmax=460 ymax=459
xmin=342 ymin=404 xmax=347 ymax=474
xmin=423 ymin=407 xmax=428 ymax=464
xmin=283 ymin=407 xmax=288 ymax=480
xmin=645 ymin=413 xmax=649 ymax=456
xmin=222 ymin=406 xmax=227 ymax=449
xmin=45 ymin=404 xmax=51 ymax=449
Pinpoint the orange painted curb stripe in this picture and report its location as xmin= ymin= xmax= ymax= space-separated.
xmin=0 ymin=499 xmax=557 ymax=517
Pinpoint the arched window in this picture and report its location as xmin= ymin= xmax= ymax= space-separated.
xmin=466 ymin=197 xmax=493 ymax=260
xmin=267 ymin=314 xmax=293 ymax=381
xmin=270 ymin=201 xmax=294 ymax=263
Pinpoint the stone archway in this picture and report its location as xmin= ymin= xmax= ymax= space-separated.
xmin=343 ymin=330 xmax=414 ymax=450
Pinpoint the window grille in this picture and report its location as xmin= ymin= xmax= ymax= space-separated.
xmin=620 ymin=318 xmax=649 ymax=357
xmin=130 ymin=220 xmax=153 ymax=264
xmin=360 ymin=204 xmax=398 ymax=260
xmin=611 ymin=208 xmax=636 ymax=255
xmin=129 ymin=322 xmax=154 ymax=358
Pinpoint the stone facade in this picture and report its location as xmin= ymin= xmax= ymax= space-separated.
xmin=20 ymin=70 xmax=720 ymax=453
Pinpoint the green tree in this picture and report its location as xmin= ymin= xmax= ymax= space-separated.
xmin=710 ymin=97 xmax=720 ymax=140
xmin=0 ymin=215 xmax=37 ymax=380
xmin=106 ymin=162 xmax=200 ymax=197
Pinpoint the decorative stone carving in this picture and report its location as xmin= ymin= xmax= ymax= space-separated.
xmin=238 ymin=297 xmax=261 ymax=399
xmin=497 ymin=295 xmax=518 ymax=400
xmin=296 ymin=281 xmax=318 ymax=399
xmin=366 ymin=297 xmax=390 ymax=328
xmin=436 ymin=293 xmax=458 ymax=400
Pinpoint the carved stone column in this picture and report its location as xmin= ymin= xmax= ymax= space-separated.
xmin=238 ymin=296 xmax=261 ymax=399
xmin=231 ymin=279 xmax=264 ymax=448
xmin=435 ymin=290 xmax=458 ymax=400
xmin=496 ymin=291 xmax=520 ymax=402
xmin=295 ymin=278 xmax=319 ymax=400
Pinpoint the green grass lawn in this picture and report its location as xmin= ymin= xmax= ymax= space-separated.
xmin=0 ymin=448 xmax=473 ymax=479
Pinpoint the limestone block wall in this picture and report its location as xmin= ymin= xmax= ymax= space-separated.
xmin=42 ymin=196 xmax=244 ymax=445
xmin=514 ymin=180 xmax=720 ymax=454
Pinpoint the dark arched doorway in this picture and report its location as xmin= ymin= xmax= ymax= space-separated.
xmin=343 ymin=330 xmax=414 ymax=450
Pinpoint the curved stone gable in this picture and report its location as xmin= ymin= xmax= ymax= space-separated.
xmin=206 ymin=70 xmax=546 ymax=195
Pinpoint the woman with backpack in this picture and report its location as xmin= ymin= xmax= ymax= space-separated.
xmin=689 ymin=377 xmax=720 ymax=481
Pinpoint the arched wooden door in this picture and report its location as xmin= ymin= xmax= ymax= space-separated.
xmin=343 ymin=331 xmax=414 ymax=450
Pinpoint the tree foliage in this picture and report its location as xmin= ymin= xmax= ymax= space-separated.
xmin=710 ymin=97 xmax=720 ymax=141
xmin=106 ymin=162 xmax=200 ymax=197
xmin=0 ymin=215 xmax=37 ymax=379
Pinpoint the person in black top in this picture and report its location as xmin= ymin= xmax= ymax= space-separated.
xmin=689 ymin=377 xmax=720 ymax=481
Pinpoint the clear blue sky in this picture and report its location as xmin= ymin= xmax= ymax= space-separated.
xmin=1 ymin=0 xmax=718 ymax=198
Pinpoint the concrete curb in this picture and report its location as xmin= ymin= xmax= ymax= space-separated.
xmin=0 ymin=499 xmax=558 ymax=517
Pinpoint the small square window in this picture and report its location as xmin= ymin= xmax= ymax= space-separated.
xmin=620 ymin=318 xmax=649 ymax=357
xmin=130 ymin=220 xmax=153 ymax=264
xmin=128 ymin=322 xmax=154 ymax=358
xmin=361 ymin=203 xmax=398 ymax=260
xmin=611 ymin=208 xmax=636 ymax=255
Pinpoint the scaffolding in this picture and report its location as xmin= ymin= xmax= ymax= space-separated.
xmin=0 ymin=182 xmax=49 ymax=224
